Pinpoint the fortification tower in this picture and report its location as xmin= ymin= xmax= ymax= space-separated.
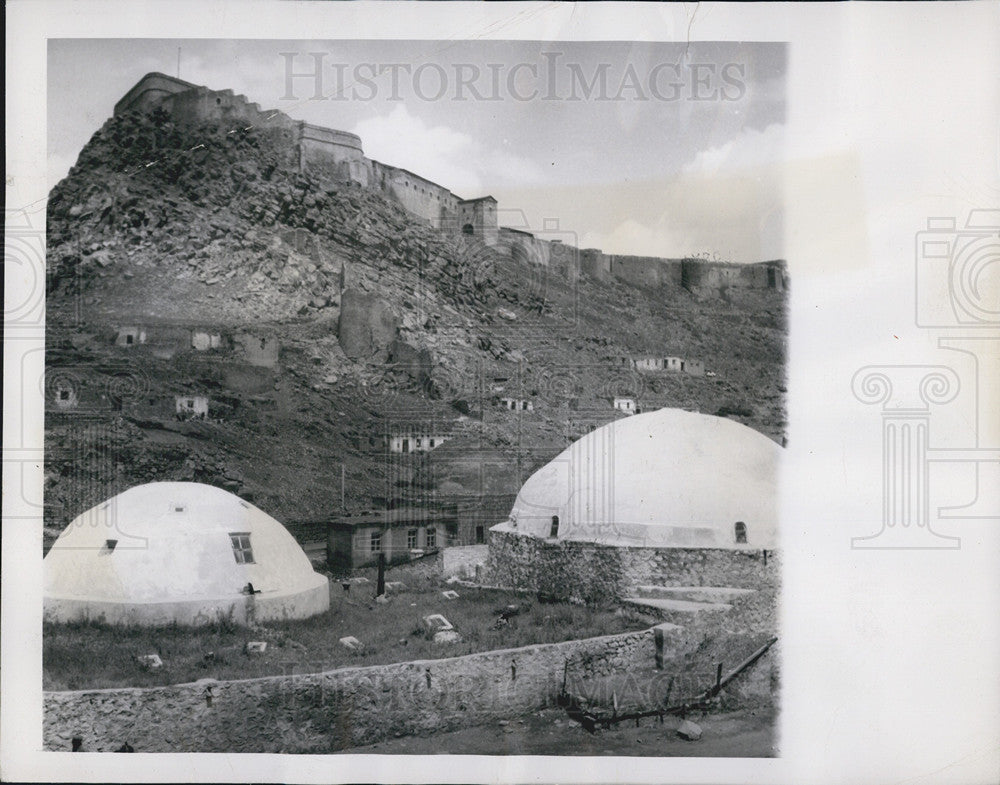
xmin=457 ymin=196 xmax=499 ymax=247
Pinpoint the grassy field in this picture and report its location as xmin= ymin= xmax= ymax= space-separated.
xmin=43 ymin=583 xmax=648 ymax=691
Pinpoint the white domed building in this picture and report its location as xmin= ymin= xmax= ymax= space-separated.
xmin=485 ymin=409 xmax=781 ymax=601
xmin=44 ymin=482 xmax=330 ymax=626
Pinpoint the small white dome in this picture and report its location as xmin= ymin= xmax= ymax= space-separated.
xmin=494 ymin=409 xmax=781 ymax=549
xmin=44 ymin=482 xmax=329 ymax=625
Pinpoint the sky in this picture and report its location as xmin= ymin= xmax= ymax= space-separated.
xmin=48 ymin=39 xmax=786 ymax=262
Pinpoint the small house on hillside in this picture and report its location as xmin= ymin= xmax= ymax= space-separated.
xmin=191 ymin=331 xmax=223 ymax=351
xmin=175 ymin=395 xmax=209 ymax=420
xmin=499 ymin=397 xmax=533 ymax=412
xmin=234 ymin=333 xmax=280 ymax=368
xmin=326 ymin=506 xmax=459 ymax=569
xmin=634 ymin=357 xmax=663 ymax=372
xmin=613 ymin=397 xmax=637 ymax=415
xmin=115 ymin=326 xmax=147 ymax=347
xmin=682 ymin=359 xmax=706 ymax=377
xmin=388 ymin=432 xmax=450 ymax=454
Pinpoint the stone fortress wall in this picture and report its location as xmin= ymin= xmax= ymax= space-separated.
xmin=115 ymin=72 xmax=786 ymax=293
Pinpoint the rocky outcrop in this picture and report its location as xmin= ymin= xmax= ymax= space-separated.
xmin=337 ymin=289 xmax=400 ymax=362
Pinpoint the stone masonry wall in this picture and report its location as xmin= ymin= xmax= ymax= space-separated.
xmin=44 ymin=628 xmax=666 ymax=753
xmin=116 ymin=74 xmax=785 ymax=299
xmin=484 ymin=530 xmax=778 ymax=603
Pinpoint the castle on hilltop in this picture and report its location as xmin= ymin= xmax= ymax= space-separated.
xmin=114 ymin=72 xmax=786 ymax=293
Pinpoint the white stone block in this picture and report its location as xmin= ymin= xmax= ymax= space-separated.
xmin=339 ymin=636 xmax=363 ymax=651
xmin=433 ymin=629 xmax=462 ymax=644
xmin=137 ymin=654 xmax=162 ymax=670
xmin=677 ymin=719 xmax=702 ymax=741
xmin=422 ymin=613 xmax=453 ymax=633
xmin=245 ymin=641 xmax=267 ymax=655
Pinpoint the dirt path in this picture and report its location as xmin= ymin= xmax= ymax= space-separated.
xmin=340 ymin=707 xmax=777 ymax=757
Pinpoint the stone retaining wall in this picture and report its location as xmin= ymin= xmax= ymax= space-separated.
xmin=45 ymin=627 xmax=674 ymax=753
xmin=484 ymin=530 xmax=779 ymax=603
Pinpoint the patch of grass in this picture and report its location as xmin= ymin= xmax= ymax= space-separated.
xmin=43 ymin=584 xmax=644 ymax=691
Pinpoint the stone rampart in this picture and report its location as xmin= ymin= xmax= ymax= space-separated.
xmin=114 ymin=73 xmax=786 ymax=296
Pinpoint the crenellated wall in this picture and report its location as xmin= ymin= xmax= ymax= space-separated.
xmin=609 ymin=255 xmax=683 ymax=288
xmin=114 ymin=73 xmax=786 ymax=294
xmin=681 ymin=259 xmax=786 ymax=293
xmin=370 ymin=160 xmax=461 ymax=228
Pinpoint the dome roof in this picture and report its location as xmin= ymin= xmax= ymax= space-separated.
xmin=44 ymin=483 xmax=329 ymax=624
xmin=494 ymin=409 xmax=781 ymax=549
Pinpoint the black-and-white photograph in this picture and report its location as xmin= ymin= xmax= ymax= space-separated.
xmin=39 ymin=39 xmax=785 ymax=755
xmin=6 ymin=4 xmax=1000 ymax=784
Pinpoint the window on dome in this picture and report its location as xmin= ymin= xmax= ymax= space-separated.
xmin=229 ymin=532 xmax=254 ymax=564
xmin=734 ymin=522 xmax=747 ymax=544
xmin=102 ymin=539 xmax=118 ymax=554
xmin=550 ymin=515 xmax=560 ymax=538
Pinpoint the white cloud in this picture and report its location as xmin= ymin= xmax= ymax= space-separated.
xmin=683 ymin=123 xmax=785 ymax=178
xmin=580 ymin=168 xmax=784 ymax=263
xmin=352 ymin=105 xmax=541 ymax=197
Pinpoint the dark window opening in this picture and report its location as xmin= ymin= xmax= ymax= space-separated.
xmin=370 ymin=531 xmax=382 ymax=553
xmin=230 ymin=532 xmax=254 ymax=564
xmin=734 ymin=521 xmax=747 ymax=544
xmin=401 ymin=438 xmax=410 ymax=454
xmin=125 ymin=334 xmax=134 ymax=345
xmin=104 ymin=539 xmax=118 ymax=553
xmin=462 ymin=224 xmax=474 ymax=235
xmin=475 ymin=525 xmax=485 ymax=544
xmin=550 ymin=515 xmax=560 ymax=538
xmin=59 ymin=390 xmax=70 ymax=400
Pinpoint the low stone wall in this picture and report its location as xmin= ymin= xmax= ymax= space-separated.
xmin=44 ymin=627 xmax=669 ymax=753
xmin=484 ymin=530 xmax=778 ymax=603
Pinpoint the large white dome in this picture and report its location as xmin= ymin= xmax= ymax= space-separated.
xmin=44 ymin=482 xmax=329 ymax=625
xmin=494 ymin=409 xmax=781 ymax=549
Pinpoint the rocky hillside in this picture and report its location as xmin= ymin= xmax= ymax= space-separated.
xmin=44 ymin=106 xmax=787 ymax=542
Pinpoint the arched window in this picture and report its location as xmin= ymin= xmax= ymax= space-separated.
xmin=462 ymin=224 xmax=474 ymax=235
xmin=734 ymin=521 xmax=747 ymax=544
xmin=550 ymin=515 xmax=560 ymax=538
